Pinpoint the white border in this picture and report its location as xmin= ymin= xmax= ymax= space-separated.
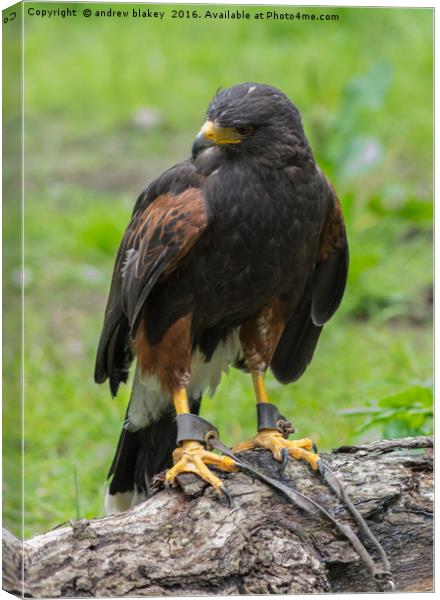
xmin=0 ymin=2 xmax=435 ymax=599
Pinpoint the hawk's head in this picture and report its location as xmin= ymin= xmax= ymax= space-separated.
xmin=192 ymin=83 xmax=313 ymax=167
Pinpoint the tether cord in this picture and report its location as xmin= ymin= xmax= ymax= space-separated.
xmin=208 ymin=436 xmax=395 ymax=592
xmin=318 ymin=460 xmax=393 ymax=585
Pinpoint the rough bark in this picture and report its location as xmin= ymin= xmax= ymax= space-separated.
xmin=3 ymin=436 xmax=433 ymax=597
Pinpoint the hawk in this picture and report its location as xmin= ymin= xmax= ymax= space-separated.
xmin=95 ymin=83 xmax=349 ymax=514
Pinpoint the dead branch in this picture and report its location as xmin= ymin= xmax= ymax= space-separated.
xmin=2 ymin=436 xmax=433 ymax=596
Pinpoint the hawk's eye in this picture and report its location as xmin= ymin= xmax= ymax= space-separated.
xmin=233 ymin=126 xmax=253 ymax=137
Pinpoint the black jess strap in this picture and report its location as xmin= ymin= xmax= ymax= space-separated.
xmin=176 ymin=413 xmax=219 ymax=446
xmin=257 ymin=402 xmax=295 ymax=437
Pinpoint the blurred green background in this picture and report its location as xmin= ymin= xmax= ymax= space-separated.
xmin=5 ymin=3 xmax=433 ymax=537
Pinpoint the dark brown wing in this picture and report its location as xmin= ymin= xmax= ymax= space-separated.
xmin=95 ymin=163 xmax=207 ymax=395
xmin=311 ymin=182 xmax=349 ymax=326
xmin=122 ymin=189 xmax=208 ymax=329
xmin=271 ymin=180 xmax=348 ymax=384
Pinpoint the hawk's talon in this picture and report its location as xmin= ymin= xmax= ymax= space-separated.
xmin=312 ymin=443 xmax=319 ymax=454
xmin=164 ymin=479 xmax=172 ymax=495
xmin=219 ymin=485 xmax=234 ymax=508
xmin=165 ymin=440 xmax=237 ymax=499
xmin=234 ymin=429 xmax=320 ymax=471
xmin=279 ymin=448 xmax=289 ymax=477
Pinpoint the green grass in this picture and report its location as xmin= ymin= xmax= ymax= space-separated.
xmin=3 ymin=4 xmax=432 ymax=538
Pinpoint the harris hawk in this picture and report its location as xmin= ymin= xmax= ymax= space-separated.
xmin=95 ymin=83 xmax=349 ymax=514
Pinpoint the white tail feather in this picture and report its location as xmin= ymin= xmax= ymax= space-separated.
xmin=104 ymin=488 xmax=148 ymax=516
xmin=105 ymin=330 xmax=241 ymax=513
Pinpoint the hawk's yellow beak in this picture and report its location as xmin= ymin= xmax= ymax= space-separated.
xmin=192 ymin=121 xmax=241 ymax=158
xmin=200 ymin=121 xmax=242 ymax=145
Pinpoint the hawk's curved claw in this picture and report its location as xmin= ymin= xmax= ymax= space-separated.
xmin=164 ymin=479 xmax=172 ymax=495
xmin=279 ymin=448 xmax=289 ymax=477
xmin=219 ymin=485 xmax=233 ymax=508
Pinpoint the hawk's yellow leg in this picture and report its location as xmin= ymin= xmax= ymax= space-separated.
xmin=165 ymin=389 xmax=237 ymax=496
xmin=234 ymin=373 xmax=320 ymax=470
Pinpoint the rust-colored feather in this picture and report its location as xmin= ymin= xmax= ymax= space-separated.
xmin=122 ymin=188 xmax=208 ymax=330
xmin=128 ymin=188 xmax=207 ymax=278
xmin=134 ymin=314 xmax=192 ymax=394
xmin=240 ymin=298 xmax=286 ymax=373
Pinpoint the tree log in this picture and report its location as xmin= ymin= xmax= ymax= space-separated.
xmin=3 ymin=436 xmax=433 ymax=596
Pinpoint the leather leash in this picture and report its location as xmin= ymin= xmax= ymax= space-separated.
xmin=208 ymin=435 xmax=395 ymax=593
xmin=174 ymin=411 xmax=395 ymax=592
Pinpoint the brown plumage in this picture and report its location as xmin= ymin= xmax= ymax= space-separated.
xmin=95 ymin=82 xmax=349 ymax=513
xmin=239 ymin=298 xmax=286 ymax=373
xmin=134 ymin=314 xmax=193 ymax=393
